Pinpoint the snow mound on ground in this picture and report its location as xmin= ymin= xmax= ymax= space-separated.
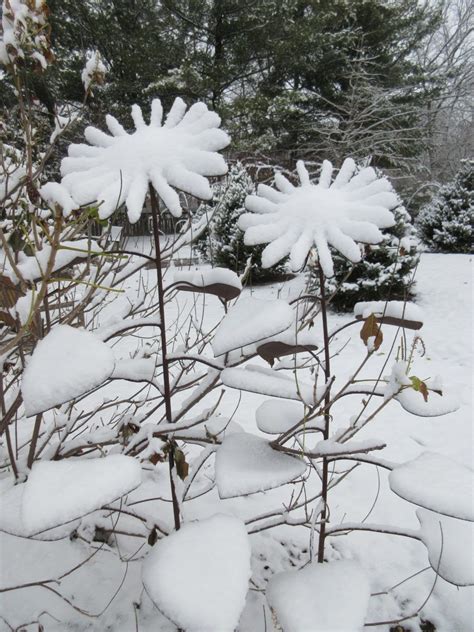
xmin=22 ymin=455 xmax=141 ymax=534
xmin=21 ymin=325 xmax=115 ymax=416
xmin=266 ymin=560 xmax=371 ymax=631
xmin=212 ymin=297 xmax=294 ymax=356
xmin=389 ymin=451 xmax=474 ymax=521
xmin=215 ymin=432 xmax=306 ymax=499
xmin=417 ymin=509 xmax=474 ymax=586
xmin=142 ymin=514 xmax=251 ymax=631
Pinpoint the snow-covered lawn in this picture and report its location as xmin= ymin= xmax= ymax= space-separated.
xmin=0 ymin=252 xmax=472 ymax=631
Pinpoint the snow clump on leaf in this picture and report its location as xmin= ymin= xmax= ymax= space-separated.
xmin=60 ymin=98 xmax=230 ymax=222
xmin=239 ymin=158 xmax=398 ymax=276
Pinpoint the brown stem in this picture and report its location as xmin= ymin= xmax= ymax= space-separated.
xmin=317 ymin=264 xmax=331 ymax=563
xmin=149 ymin=185 xmax=181 ymax=531
xmin=27 ymin=413 xmax=42 ymax=469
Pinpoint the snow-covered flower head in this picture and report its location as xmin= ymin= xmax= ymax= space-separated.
xmin=239 ymin=159 xmax=398 ymax=277
xmin=60 ymin=98 xmax=230 ymax=222
xmin=81 ymin=50 xmax=107 ymax=92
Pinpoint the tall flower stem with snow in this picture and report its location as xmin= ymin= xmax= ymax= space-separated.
xmin=149 ymin=184 xmax=181 ymax=531
xmin=317 ymin=264 xmax=331 ymax=563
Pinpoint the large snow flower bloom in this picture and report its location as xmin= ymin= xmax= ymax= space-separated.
xmin=239 ymin=159 xmax=398 ymax=277
xmin=60 ymin=98 xmax=230 ymax=222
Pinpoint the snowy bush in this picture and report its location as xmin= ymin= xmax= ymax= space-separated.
xmin=309 ymin=203 xmax=420 ymax=312
xmin=417 ymin=159 xmax=473 ymax=253
xmin=195 ymin=161 xmax=288 ymax=283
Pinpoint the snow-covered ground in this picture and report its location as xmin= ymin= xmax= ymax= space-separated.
xmin=0 ymin=252 xmax=472 ymax=631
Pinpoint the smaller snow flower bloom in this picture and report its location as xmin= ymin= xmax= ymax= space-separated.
xmin=81 ymin=50 xmax=107 ymax=92
xmin=239 ymin=159 xmax=398 ymax=277
xmin=60 ymin=98 xmax=230 ymax=223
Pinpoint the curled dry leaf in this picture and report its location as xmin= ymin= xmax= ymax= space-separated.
xmin=360 ymin=313 xmax=383 ymax=351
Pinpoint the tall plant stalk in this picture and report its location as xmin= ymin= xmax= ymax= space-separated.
xmin=317 ymin=264 xmax=331 ymax=562
xmin=149 ymin=185 xmax=181 ymax=531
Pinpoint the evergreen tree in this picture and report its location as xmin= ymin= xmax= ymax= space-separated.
xmin=309 ymin=204 xmax=419 ymax=312
xmin=416 ymin=159 xmax=473 ymax=253
xmin=195 ymin=162 xmax=288 ymax=283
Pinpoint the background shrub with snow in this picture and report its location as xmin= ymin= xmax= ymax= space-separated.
xmin=417 ymin=159 xmax=473 ymax=254
xmin=195 ymin=161 xmax=288 ymax=283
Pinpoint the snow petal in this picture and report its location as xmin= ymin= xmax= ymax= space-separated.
xmin=245 ymin=194 xmax=276 ymax=214
xmin=39 ymin=182 xmax=77 ymax=217
xmin=131 ymin=104 xmax=146 ymax=129
xmin=331 ymin=157 xmax=356 ymax=188
xmin=166 ymin=164 xmax=212 ymax=200
xmin=274 ymin=172 xmax=295 ymax=193
xmin=296 ymin=160 xmax=310 ymax=185
xmin=289 ymin=230 xmax=314 ymax=271
xmin=150 ymin=171 xmax=182 ymax=217
xmin=97 ymin=177 xmax=129 ymax=219
xmin=215 ymin=432 xmax=306 ymax=498
xmin=261 ymin=228 xmax=300 ymax=268
xmin=257 ymin=183 xmax=287 ymax=203
xmin=105 ymin=114 xmax=127 ymax=137
xmin=164 ymin=96 xmax=187 ymax=128
xmin=191 ymin=128 xmax=230 ymax=155
xmin=125 ymin=174 xmax=148 ymax=223
xmin=326 ymin=225 xmax=361 ymax=263
xmin=67 ymin=143 xmax=102 ymax=158
xmin=84 ymin=126 xmax=114 ymax=148
xmin=150 ymin=98 xmax=163 ymax=127
xmin=314 ymin=232 xmax=335 ymax=277
xmin=318 ymin=159 xmax=333 ymax=188
xmin=243 ymin=222 xmax=284 ymax=246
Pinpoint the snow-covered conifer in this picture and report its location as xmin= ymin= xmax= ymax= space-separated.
xmin=417 ymin=159 xmax=473 ymax=253
xmin=310 ymin=203 xmax=420 ymax=311
xmin=195 ymin=162 xmax=287 ymax=282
